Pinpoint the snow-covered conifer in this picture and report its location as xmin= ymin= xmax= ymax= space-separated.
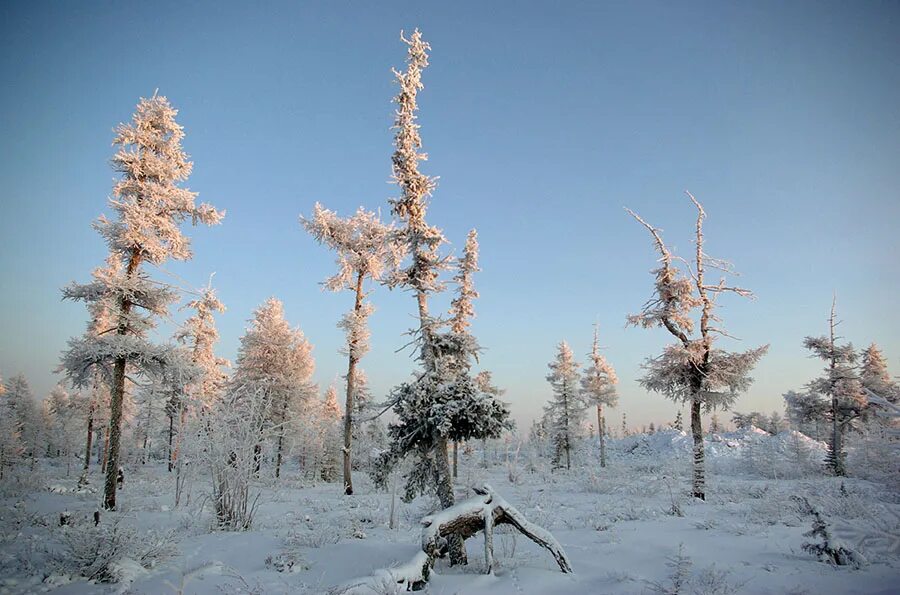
xmin=784 ymin=390 xmax=828 ymax=441
xmin=320 ymin=385 xmax=343 ymax=482
xmin=3 ymin=374 xmax=42 ymax=469
xmin=302 ymin=203 xmax=398 ymax=494
xmin=59 ymin=94 xmax=223 ymax=509
xmin=449 ymin=229 xmax=479 ymax=334
xmin=176 ymin=287 xmax=229 ymax=411
xmin=374 ymin=30 xmax=509 ymax=567
xmin=580 ymin=325 xmax=618 ymax=468
xmin=232 ymin=298 xmax=315 ymax=479
xmin=803 ymin=298 xmax=867 ymax=476
xmin=673 ymin=410 xmax=684 ymax=432
xmin=0 ymin=374 xmax=23 ymax=479
xmin=860 ymin=343 xmax=897 ymax=403
xmin=545 ymin=341 xmax=583 ymax=470
xmin=626 ymin=193 xmax=768 ymax=499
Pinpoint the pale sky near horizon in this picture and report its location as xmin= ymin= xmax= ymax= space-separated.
xmin=1 ymin=1 xmax=898 ymax=431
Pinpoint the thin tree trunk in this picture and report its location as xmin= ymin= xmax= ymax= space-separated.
xmin=97 ymin=427 xmax=104 ymax=465
xmin=342 ymin=271 xmax=365 ymax=496
xmin=690 ymin=397 xmax=705 ymax=500
xmin=597 ymin=404 xmax=606 ymax=468
xmin=453 ymin=442 xmax=458 ymax=478
xmin=275 ymin=432 xmax=284 ymax=479
xmin=79 ymin=399 xmax=94 ymax=485
xmin=103 ymin=249 xmax=141 ymax=510
xmin=827 ymin=298 xmax=845 ymax=476
xmin=167 ymin=413 xmax=175 ymax=472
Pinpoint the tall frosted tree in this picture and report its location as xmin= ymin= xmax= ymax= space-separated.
xmin=545 ymin=341 xmax=583 ymax=470
xmin=580 ymin=326 xmax=618 ymax=468
xmin=2 ymin=374 xmax=42 ymax=469
xmin=375 ymin=30 xmax=509 ymax=566
xmin=803 ymin=298 xmax=867 ymax=476
xmin=59 ymin=94 xmax=223 ymax=509
xmin=302 ymin=203 xmax=398 ymax=494
xmin=861 ymin=343 xmax=897 ymax=403
xmin=626 ymin=193 xmax=768 ymax=500
xmin=0 ymin=374 xmax=22 ymax=479
xmin=232 ymin=298 xmax=315 ymax=479
xmin=448 ymin=229 xmax=480 ymax=476
xmin=176 ymin=287 xmax=229 ymax=411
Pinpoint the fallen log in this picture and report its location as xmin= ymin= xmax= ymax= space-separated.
xmin=330 ymin=484 xmax=572 ymax=593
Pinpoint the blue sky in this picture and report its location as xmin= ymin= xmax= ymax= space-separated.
xmin=1 ymin=1 xmax=898 ymax=430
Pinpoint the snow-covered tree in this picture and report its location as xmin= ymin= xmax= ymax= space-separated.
xmin=708 ymin=413 xmax=720 ymax=434
xmin=448 ymin=229 xmax=481 ymax=477
xmin=3 ymin=374 xmax=42 ymax=469
xmin=860 ymin=343 xmax=897 ymax=403
xmin=803 ymin=298 xmax=867 ymax=476
xmin=580 ymin=325 xmax=618 ymax=468
xmin=375 ymin=29 xmax=509 ymax=566
xmin=59 ymin=93 xmax=224 ymax=509
xmin=45 ymin=385 xmax=81 ymax=472
xmin=545 ymin=341 xmax=583 ymax=470
xmin=232 ymin=298 xmax=315 ymax=479
xmin=626 ymin=193 xmax=768 ymax=499
xmin=319 ymin=385 xmax=343 ymax=482
xmin=176 ymin=286 xmax=229 ymax=412
xmin=0 ymin=374 xmax=22 ymax=479
xmin=302 ymin=203 xmax=398 ymax=494
xmin=673 ymin=410 xmax=684 ymax=432
xmin=784 ymin=390 xmax=828 ymax=441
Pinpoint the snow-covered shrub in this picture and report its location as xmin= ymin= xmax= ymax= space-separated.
xmin=51 ymin=520 xmax=177 ymax=583
xmin=793 ymin=496 xmax=867 ymax=568
xmin=200 ymin=387 xmax=272 ymax=531
xmin=647 ymin=543 xmax=692 ymax=594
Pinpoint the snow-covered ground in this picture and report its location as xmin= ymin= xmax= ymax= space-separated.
xmin=1 ymin=430 xmax=898 ymax=594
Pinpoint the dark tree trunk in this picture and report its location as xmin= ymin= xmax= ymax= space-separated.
xmin=690 ymin=397 xmax=705 ymax=500
xmin=103 ymin=249 xmax=141 ymax=510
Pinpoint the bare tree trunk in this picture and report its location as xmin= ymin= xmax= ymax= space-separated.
xmin=167 ymin=413 xmax=175 ymax=472
xmin=827 ymin=298 xmax=846 ymax=476
xmin=78 ymin=399 xmax=95 ymax=485
xmin=690 ymin=397 xmax=705 ymax=500
xmin=275 ymin=432 xmax=284 ymax=479
xmin=453 ymin=442 xmax=458 ymax=478
xmin=342 ymin=271 xmax=365 ymax=496
xmin=597 ymin=404 xmax=606 ymax=468
xmin=103 ymin=356 xmax=126 ymax=509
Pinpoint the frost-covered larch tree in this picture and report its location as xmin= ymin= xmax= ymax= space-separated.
xmin=302 ymin=203 xmax=398 ymax=495
xmin=803 ymin=298 xmax=867 ymax=476
xmin=860 ymin=343 xmax=897 ymax=403
xmin=232 ymin=298 xmax=315 ymax=479
xmin=374 ymin=29 xmax=511 ymax=566
xmin=448 ymin=229 xmax=481 ymax=476
xmin=626 ymin=193 xmax=768 ymax=500
xmin=176 ymin=286 xmax=229 ymax=411
xmin=545 ymin=341 xmax=584 ymax=470
xmin=0 ymin=374 xmax=22 ymax=479
xmin=580 ymin=325 xmax=618 ymax=468
xmin=59 ymin=94 xmax=223 ymax=509
xmin=2 ymin=374 xmax=42 ymax=469
xmin=319 ymin=385 xmax=343 ymax=482
xmin=64 ymin=254 xmax=119 ymax=486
